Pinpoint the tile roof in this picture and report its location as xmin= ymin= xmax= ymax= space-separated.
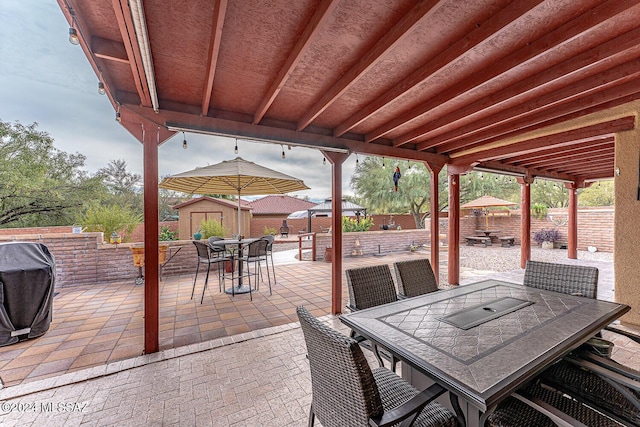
xmin=248 ymin=195 xmax=316 ymax=215
xmin=172 ymin=196 xmax=251 ymax=210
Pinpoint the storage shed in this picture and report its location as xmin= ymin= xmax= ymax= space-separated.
xmin=173 ymin=196 xmax=252 ymax=239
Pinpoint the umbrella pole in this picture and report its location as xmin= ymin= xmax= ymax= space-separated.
xmin=237 ymin=190 xmax=242 ymax=237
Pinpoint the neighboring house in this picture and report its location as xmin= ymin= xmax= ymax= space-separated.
xmin=173 ymin=196 xmax=251 ymax=239
xmin=248 ymin=195 xmax=316 ymax=237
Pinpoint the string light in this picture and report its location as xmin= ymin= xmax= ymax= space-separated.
xmin=281 ymin=145 xmax=286 ymax=159
xmin=323 ymin=157 xmax=326 ymax=165
xmin=382 ymin=157 xmax=385 ymax=168
xmin=234 ymin=139 xmax=238 ymax=154
xmin=182 ymin=132 xmax=187 ymax=149
xmin=98 ymin=82 xmax=106 ymax=95
xmin=355 ymin=154 xmax=359 ymax=166
xmin=115 ymin=104 xmax=121 ymax=122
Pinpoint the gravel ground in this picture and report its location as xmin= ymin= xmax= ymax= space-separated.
xmin=456 ymin=245 xmax=612 ymax=272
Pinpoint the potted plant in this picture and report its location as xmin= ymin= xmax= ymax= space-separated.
xmin=193 ymin=227 xmax=202 ymax=241
xmin=533 ymin=228 xmax=561 ymax=249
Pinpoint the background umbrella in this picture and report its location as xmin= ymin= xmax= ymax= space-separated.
xmin=461 ymin=195 xmax=517 ymax=230
xmin=159 ymin=157 xmax=309 ymax=235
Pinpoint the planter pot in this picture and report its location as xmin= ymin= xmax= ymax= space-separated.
xmin=541 ymin=241 xmax=554 ymax=249
xmin=193 ymin=232 xmax=202 ymax=240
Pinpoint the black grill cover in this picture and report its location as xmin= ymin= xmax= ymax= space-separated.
xmin=0 ymin=242 xmax=55 ymax=346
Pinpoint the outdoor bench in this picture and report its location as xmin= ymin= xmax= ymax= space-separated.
xmin=465 ymin=236 xmax=491 ymax=247
xmin=499 ymin=236 xmax=515 ymax=247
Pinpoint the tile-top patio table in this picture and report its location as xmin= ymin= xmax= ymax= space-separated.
xmin=214 ymin=238 xmax=258 ymax=295
xmin=340 ymin=279 xmax=630 ymax=427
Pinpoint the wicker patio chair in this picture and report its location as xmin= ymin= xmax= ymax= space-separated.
xmin=486 ymin=380 xmax=621 ymax=427
xmin=345 ymin=265 xmax=399 ymax=371
xmin=519 ymin=260 xmax=640 ymax=425
xmin=523 ymin=260 xmax=598 ymax=298
xmin=296 ymin=306 xmax=457 ymax=427
xmin=393 ymin=258 xmax=439 ymax=299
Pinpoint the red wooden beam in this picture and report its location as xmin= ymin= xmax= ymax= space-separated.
xmin=334 ymin=0 xmax=544 ymax=138
xmin=447 ymin=173 xmax=460 ymax=286
xmin=111 ymin=0 xmax=152 ymax=107
xmin=201 ymin=0 xmax=228 ymax=116
xmin=395 ymin=20 xmax=640 ymax=147
xmin=429 ymin=62 xmax=640 ymax=153
xmin=450 ymin=117 xmax=635 ymax=165
xmin=92 ymin=36 xmax=129 ymax=64
xmin=143 ymin=124 xmax=159 ymax=354
xmin=297 ymin=0 xmax=443 ymax=132
xmin=523 ymin=148 xmax=613 ymax=169
xmin=504 ymin=137 xmax=614 ymax=165
xmin=253 ymin=0 xmax=339 ymax=124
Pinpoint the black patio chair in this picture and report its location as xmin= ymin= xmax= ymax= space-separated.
xmin=522 ymin=260 xmax=598 ymax=298
xmin=345 ymin=265 xmax=399 ymax=371
xmin=237 ymin=238 xmax=270 ymax=296
xmin=488 ymin=260 xmax=638 ymax=426
xmin=296 ymin=306 xmax=457 ymax=427
xmin=192 ymin=240 xmax=231 ymax=303
xmin=261 ymin=234 xmax=277 ymax=288
xmin=393 ymin=258 xmax=439 ymax=299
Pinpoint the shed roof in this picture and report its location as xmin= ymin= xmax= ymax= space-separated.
xmin=172 ymin=196 xmax=251 ymax=211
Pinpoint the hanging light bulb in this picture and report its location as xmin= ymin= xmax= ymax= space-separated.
xmin=382 ymin=157 xmax=385 ymax=168
xmin=98 ymin=82 xmax=106 ymax=95
xmin=281 ymin=145 xmax=286 ymax=159
xmin=323 ymin=157 xmax=326 ymax=165
xmin=182 ymin=132 xmax=187 ymax=149
xmin=68 ymin=27 xmax=80 ymax=45
xmin=356 ymin=154 xmax=359 ymax=166
xmin=234 ymin=139 xmax=238 ymax=154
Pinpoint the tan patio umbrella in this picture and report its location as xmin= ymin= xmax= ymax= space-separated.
xmin=159 ymin=157 xmax=309 ymax=235
xmin=460 ymin=195 xmax=517 ymax=230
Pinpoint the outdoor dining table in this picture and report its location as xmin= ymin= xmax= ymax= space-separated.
xmin=340 ymin=279 xmax=629 ymax=427
xmin=475 ymin=229 xmax=499 ymax=237
xmin=214 ymin=238 xmax=258 ymax=295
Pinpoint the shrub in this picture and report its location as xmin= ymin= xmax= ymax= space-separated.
xmin=342 ymin=216 xmax=374 ymax=232
xmin=79 ymin=205 xmax=142 ymax=243
xmin=263 ymin=226 xmax=278 ymax=236
xmin=200 ymin=218 xmax=227 ymax=239
xmin=533 ymin=228 xmax=561 ymax=244
xmin=531 ymin=203 xmax=548 ymax=220
xmin=159 ymin=226 xmax=178 ymax=241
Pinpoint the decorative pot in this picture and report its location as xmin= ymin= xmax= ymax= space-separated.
xmin=193 ymin=232 xmax=202 ymax=240
xmin=541 ymin=241 xmax=554 ymax=249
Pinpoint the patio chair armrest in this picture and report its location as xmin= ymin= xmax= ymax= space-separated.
xmin=345 ymin=304 xmax=359 ymax=312
xmin=396 ymin=293 xmax=408 ymax=300
xmin=604 ymin=325 xmax=640 ymax=345
xmin=512 ymin=391 xmax=588 ymax=427
xmin=369 ymin=383 xmax=446 ymax=427
xmin=565 ymin=355 xmax=640 ymax=392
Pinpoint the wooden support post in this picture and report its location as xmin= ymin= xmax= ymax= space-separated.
xmin=566 ymin=183 xmax=579 ymax=259
xmin=425 ymin=162 xmax=442 ymax=283
xmin=447 ymin=173 xmax=460 ymax=285
xmin=143 ymin=125 xmax=159 ymax=354
xmin=517 ymin=176 xmax=533 ymax=269
xmin=323 ymin=151 xmax=349 ymax=315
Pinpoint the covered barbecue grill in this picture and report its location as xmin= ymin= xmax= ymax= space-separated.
xmin=0 ymin=242 xmax=56 ymax=346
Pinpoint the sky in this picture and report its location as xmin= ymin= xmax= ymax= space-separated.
xmin=0 ymin=1 xmax=359 ymax=203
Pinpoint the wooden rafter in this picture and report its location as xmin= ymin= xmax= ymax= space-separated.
xmin=253 ymin=0 xmax=339 ymax=124
xmin=296 ymin=0 xmax=444 ymax=131
xmin=201 ymin=0 xmax=228 ymax=117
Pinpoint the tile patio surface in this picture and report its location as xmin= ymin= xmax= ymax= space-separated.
xmin=0 ymin=246 xmax=638 ymax=426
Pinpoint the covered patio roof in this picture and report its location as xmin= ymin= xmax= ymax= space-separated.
xmin=56 ymin=0 xmax=640 ymax=352
xmin=57 ymin=0 xmax=639 ymax=180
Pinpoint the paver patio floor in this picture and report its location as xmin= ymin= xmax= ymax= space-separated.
xmin=0 ymin=246 xmax=638 ymax=425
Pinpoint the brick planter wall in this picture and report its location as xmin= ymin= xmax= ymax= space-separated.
xmin=315 ymin=229 xmax=431 ymax=258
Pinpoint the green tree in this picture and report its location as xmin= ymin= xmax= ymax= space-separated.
xmin=0 ymin=120 xmax=103 ymax=227
xmin=350 ymin=157 xmax=447 ymax=228
xmin=79 ymin=204 xmax=143 ymax=243
xmin=95 ymin=159 xmax=143 ymax=213
xmin=460 ymin=171 xmax=519 ymax=204
xmin=579 ymin=180 xmax=614 ymax=206
xmin=531 ymin=180 xmax=569 ymax=208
